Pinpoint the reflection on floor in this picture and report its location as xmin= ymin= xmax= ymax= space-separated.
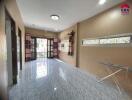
xmin=9 ymin=59 xmax=131 ymax=100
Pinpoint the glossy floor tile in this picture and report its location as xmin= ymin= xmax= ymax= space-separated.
xmin=9 ymin=58 xmax=131 ymax=100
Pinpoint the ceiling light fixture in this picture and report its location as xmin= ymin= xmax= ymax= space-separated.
xmin=51 ymin=15 xmax=60 ymax=21
xmin=99 ymin=0 xmax=106 ymax=5
xmin=55 ymin=29 xmax=58 ymax=31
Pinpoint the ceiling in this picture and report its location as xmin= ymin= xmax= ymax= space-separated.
xmin=16 ymin=0 xmax=123 ymax=32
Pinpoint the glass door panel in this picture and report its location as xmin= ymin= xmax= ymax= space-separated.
xmin=47 ymin=38 xmax=54 ymax=58
xmin=37 ymin=38 xmax=47 ymax=58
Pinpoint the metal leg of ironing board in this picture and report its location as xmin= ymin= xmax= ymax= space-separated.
xmin=98 ymin=67 xmax=122 ymax=94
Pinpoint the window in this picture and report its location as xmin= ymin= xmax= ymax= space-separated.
xmin=116 ymin=37 xmax=130 ymax=43
xmin=100 ymin=38 xmax=117 ymax=44
xmin=83 ymin=39 xmax=99 ymax=45
xmin=82 ymin=36 xmax=131 ymax=45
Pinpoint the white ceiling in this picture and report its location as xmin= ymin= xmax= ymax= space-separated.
xmin=16 ymin=0 xmax=123 ymax=32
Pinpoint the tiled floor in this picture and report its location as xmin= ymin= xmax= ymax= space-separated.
xmin=9 ymin=58 xmax=131 ymax=100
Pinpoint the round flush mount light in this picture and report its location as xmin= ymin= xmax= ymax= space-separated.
xmin=99 ymin=0 xmax=106 ymax=5
xmin=55 ymin=29 xmax=58 ymax=31
xmin=51 ymin=15 xmax=60 ymax=21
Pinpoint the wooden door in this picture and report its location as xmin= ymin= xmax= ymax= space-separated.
xmin=47 ymin=38 xmax=54 ymax=58
xmin=5 ymin=10 xmax=18 ymax=84
xmin=25 ymin=33 xmax=31 ymax=61
xmin=31 ymin=37 xmax=37 ymax=60
xmin=9 ymin=15 xmax=18 ymax=84
xmin=11 ymin=20 xmax=17 ymax=84
xmin=53 ymin=38 xmax=59 ymax=58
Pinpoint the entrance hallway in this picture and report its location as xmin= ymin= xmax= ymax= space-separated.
xmin=9 ymin=59 xmax=130 ymax=100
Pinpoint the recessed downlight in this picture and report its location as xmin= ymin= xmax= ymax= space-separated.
xmin=99 ymin=0 xmax=106 ymax=5
xmin=51 ymin=15 xmax=60 ymax=21
xmin=55 ymin=29 xmax=58 ymax=31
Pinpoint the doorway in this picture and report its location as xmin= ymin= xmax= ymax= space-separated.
xmin=5 ymin=10 xmax=18 ymax=84
xmin=36 ymin=38 xmax=47 ymax=58
xmin=17 ymin=28 xmax=22 ymax=70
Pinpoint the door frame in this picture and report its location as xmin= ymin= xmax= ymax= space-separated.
xmin=18 ymin=28 xmax=22 ymax=70
xmin=47 ymin=38 xmax=54 ymax=58
xmin=31 ymin=36 xmax=37 ymax=60
xmin=5 ymin=9 xmax=18 ymax=84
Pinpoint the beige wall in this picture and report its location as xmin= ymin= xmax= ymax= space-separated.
xmin=58 ymin=24 xmax=78 ymax=66
xmin=78 ymin=0 xmax=132 ymax=94
xmin=25 ymin=27 xmax=58 ymax=38
xmin=0 ymin=0 xmax=25 ymax=99
xmin=78 ymin=0 xmax=132 ymax=76
xmin=58 ymin=0 xmax=132 ymax=94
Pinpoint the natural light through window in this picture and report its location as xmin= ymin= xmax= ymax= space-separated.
xmin=37 ymin=38 xmax=47 ymax=58
xmin=82 ymin=36 xmax=131 ymax=45
xmin=83 ymin=39 xmax=100 ymax=45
